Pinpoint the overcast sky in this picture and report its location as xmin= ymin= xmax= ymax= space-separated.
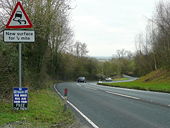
xmin=71 ymin=0 xmax=160 ymax=57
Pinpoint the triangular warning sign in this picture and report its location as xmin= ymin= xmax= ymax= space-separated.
xmin=6 ymin=2 xmax=33 ymax=28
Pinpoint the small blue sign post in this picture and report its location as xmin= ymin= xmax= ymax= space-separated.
xmin=13 ymin=88 xmax=28 ymax=110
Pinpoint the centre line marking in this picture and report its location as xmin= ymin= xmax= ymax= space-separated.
xmin=77 ymin=83 xmax=82 ymax=87
xmin=105 ymin=91 xmax=140 ymax=100
xmin=85 ymin=86 xmax=97 ymax=90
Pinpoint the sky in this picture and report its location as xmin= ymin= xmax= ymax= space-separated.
xmin=71 ymin=0 xmax=161 ymax=57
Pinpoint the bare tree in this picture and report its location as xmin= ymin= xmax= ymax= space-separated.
xmin=72 ymin=41 xmax=88 ymax=57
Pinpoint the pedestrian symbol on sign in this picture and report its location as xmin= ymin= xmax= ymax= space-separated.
xmin=13 ymin=11 xmax=26 ymax=25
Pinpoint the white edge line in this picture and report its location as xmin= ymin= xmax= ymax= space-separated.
xmin=54 ymin=85 xmax=64 ymax=99
xmin=67 ymin=100 xmax=99 ymax=128
xmin=54 ymin=85 xmax=99 ymax=128
xmin=105 ymin=91 xmax=140 ymax=100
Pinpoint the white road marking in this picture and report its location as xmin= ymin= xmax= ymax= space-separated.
xmin=67 ymin=100 xmax=99 ymax=128
xmin=85 ymin=86 xmax=97 ymax=91
xmin=54 ymin=85 xmax=64 ymax=99
xmin=54 ymin=85 xmax=99 ymax=128
xmin=77 ymin=83 xmax=82 ymax=87
xmin=89 ymin=83 xmax=97 ymax=86
xmin=105 ymin=91 xmax=140 ymax=100
xmin=168 ymin=104 xmax=170 ymax=107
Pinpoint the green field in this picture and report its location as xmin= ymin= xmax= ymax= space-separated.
xmin=0 ymin=86 xmax=74 ymax=127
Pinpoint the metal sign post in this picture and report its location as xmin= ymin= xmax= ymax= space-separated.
xmin=18 ymin=0 xmax=22 ymax=88
xmin=5 ymin=0 xmax=34 ymax=89
xmin=4 ymin=0 xmax=34 ymax=110
xmin=19 ymin=43 xmax=22 ymax=88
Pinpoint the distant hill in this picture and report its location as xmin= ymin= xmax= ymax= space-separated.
xmin=91 ymin=56 xmax=112 ymax=62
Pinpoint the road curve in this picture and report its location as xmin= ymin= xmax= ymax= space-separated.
xmin=55 ymin=82 xmax=170 ymax=128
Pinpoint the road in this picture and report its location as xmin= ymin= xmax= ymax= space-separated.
xmin=55 ymin=82 xmax=170 ymax=128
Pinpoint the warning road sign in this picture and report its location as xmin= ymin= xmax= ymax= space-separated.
xmin=6 ymin=2 xmax=32 ymax=28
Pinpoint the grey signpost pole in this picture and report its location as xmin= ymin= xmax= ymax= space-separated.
xmin=19 ymin=0 xmax=23 ymax=88
xmin=6 ymin=0 xmax=33 ymax=89
xmin=4 ymin=0 xmax=34 ymax=110
xmin=19 ymin=43 xmax=22 ymax=88
xmin=18 ymin=0 xmax=22 ymax=88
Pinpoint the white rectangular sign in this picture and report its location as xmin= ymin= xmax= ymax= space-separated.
xmin=3 ymin=30 xmax=35 ymax=43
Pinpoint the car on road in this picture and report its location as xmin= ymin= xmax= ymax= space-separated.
xmin=77 ymin=77 xmax=86 ymax=83
xmin=97 ymin=80 xmax=103 ymax=84
xmin=105 ymin=77 xmax=112 ymax=81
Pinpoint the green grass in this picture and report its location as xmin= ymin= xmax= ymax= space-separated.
xmin=99 ymin=69 xmax=170 ymax=93
xmin=100 ymin=81 xmax=170 ymax=93
xmin=112 ymin=78 xmax=129 ymax=81
xmin=0 ymin=86 xmax=74 ymax=127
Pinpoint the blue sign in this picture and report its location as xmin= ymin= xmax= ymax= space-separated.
xmin=13 ymin=88 xmax=28 ymax=110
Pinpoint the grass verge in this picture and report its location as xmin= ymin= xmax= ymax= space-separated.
xmin=112 ymin=78 xmax=129 ymax=81
xmin=99 ymin=70 xmax=170 ymax=93
xmin=99 ymin=81 xmax=170 ymax=93
xmin=0 ymin=84 xmax=74 ymax=127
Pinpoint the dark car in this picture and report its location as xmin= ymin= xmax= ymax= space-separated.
xmin=77 ymin=77 xmax=86 ymax=83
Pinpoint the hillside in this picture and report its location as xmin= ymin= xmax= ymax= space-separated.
xmin=100 ymin=69 xmax=170 ymax=93
xmin=138 ymin=69 xmax=170 ymax=83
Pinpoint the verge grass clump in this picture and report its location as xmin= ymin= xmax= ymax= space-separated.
xmin=0 ymin=85 xmax=74 ymax=127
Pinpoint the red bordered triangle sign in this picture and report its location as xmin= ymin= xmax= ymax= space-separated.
xmin=6 ymin=2 xmax=33 ymax=28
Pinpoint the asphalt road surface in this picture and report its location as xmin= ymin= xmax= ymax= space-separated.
xmin=55 ymin=82 xmax=170 ymax=128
